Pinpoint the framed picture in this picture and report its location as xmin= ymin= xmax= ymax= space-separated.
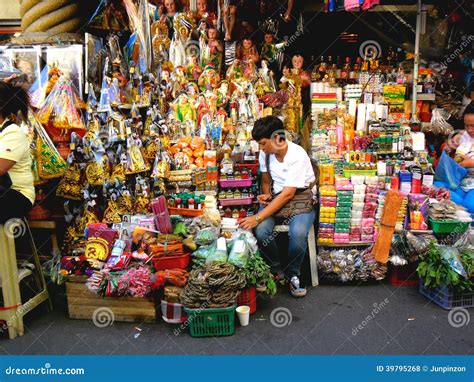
xmin=85 ymin=33 xmax=105 ymax=94
xmin=2 ymin=46 xmax=42 ymax=87
xmin=46 ymin=44 xmax=84 ymax=97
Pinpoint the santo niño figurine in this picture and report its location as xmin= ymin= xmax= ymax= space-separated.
xmin=236 ymin=38 xmax=259 ymax=80
xmin=156 ymin=0 xmax=179 ymax=30
xmin=260 ymin=32 xmax=284 ymax=64
xmin=194 ymin=0 xmax=217 ymax=27
xmin=200 ymin=27 xmax=223 ymax=72
xmin=289 ymin=54 xmax=311 ymax=88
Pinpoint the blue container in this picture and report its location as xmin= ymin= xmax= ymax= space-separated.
xmin=419 ymin=279 xmax=474 ymax=310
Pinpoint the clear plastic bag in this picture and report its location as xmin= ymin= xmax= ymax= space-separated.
xmin=228 ymin=234 xmax=250 ymax=268
xmin=206 ymin=238 xmax=228 ymax=264
xmin=195 ymin=227 xmax=219 ymax=246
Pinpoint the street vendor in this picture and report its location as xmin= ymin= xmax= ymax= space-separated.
xmin=0 ymin=81 xmax=34 ymax=223
xmin=238 ymin=116 xmax=316 ymax=297
xmin=436 ymin=106 xmax=474 ymax=213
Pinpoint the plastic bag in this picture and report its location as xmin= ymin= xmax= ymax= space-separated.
xmin=206 ymin=238 xmax=228 ymax=263
xmin=195 ymin=227 xmax=219 ymax=246
xmin=434 ymin=151 xmax=468 ymax=190
xmin=454 ymin=228 xmax=474 ymax=248
xmin=192 ymin=245 xmax=213 ymax=260
xmin=438 ymin=246 xmax=468 ymax=278
xmin=231 ymin=229 xmax=258 ymax=254
xmin=425 ymin=108 xmax=453 ymax=136
xmin=228 ymin=234 xmax=249 ymax=268
xmin=406 ymin=232 xmax=436 ymax=258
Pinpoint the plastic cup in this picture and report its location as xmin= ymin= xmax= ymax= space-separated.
xmin=236 ymin=305 xmax=250 ymax=326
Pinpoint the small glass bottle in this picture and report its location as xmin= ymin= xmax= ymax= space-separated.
xmin=224 ymin=207 xmax=232 ymax=218
xmin=218 ymin=189 xmax=227 ymax=199
xmin=232 ymin=208 xmax=240 ymax=218
xmin=226 ymin=189 xmax=234 ymax=199
xmin=239 ymin=207 xmax=247 ymax=218
xmin=234 ymin=189 xmax=242 ymax=199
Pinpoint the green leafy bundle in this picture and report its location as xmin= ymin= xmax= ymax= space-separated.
xmin=417 ymin=241 xmax=474 ymax=292
xmin=242 ymin=251 xmax=277 ymax=296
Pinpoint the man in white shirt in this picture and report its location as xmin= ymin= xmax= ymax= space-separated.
xmin=239 ymin=116 xmax=316 ymax=297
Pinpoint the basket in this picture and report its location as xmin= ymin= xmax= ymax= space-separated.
xmin=151 ymin=253 xmax=190 ymax=270
xmin=168 ymin=207 xmax=204 ymax=217
xmin=389 ymin=262 xmax=418 ymax=286
xmin=237 ymin=287 xmax=257 ymax=314
xmin=419 ymin=279 xmax=474 ymax=310
xmin=219 ymin=197 xmax=254 ymax=206
xmin=183 ymin=305 xmax=236 ymax=337
xmin=161 ymin=300 xmax=187 ymax=324
xmin=428 ymin=217 xmax=470 ymax=234
xmin=218 ymin=179 xmax=253 ymax=188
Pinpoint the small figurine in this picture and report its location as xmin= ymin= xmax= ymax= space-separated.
xmin=151 ymin=19 xmax=172 ymax=65
xmin=194 ymin=0 xmax=217 ymax=27
xmin=186 ymin=54 xmax=203 ymax=82
xmin=216 ymin=80 xmax=230 ymax=108
xmin=197 ymin=65 xmax=221 ymax=91
xmin=125 ymin=133 xmax=150 ymax=174
xmin=260 ymin=32 xmax=284 ymax=65
xmin=290 ymin=54 xmax=310 ymax=88
xmin=156 ymin=0 xmax=179 ymax=33
xmin=236 ymin=38 xmax=259 ymax=80
xmin=200 ymin=27 xmax=223 ymax=72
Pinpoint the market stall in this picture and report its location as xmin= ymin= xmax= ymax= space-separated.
xmin=0 ymin=0 xmax=473 ymax=340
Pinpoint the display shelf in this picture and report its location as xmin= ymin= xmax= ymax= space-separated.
xmin=219 ymin=197 xmax=254 ymax=206
xmin=317 ymin=242 xmax=373 ymax=247
xmin=412 ymin=93 xmax=436 ymax=101
xmin=218 ymin=179 xmax=253 ymax=188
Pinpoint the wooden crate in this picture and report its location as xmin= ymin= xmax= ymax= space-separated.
xmin=66 ymin=276 xmax=157 ymax=323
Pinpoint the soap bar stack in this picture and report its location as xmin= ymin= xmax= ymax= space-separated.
xmin=334 ymin=178 xmax=353 ymax=244
xmin=318 ymin=185 xmax=337 ymax=245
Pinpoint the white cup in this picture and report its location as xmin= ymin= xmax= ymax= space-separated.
xmin=236 ymin=305 xmax=250 ymax=326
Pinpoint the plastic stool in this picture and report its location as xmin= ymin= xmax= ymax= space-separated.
xmin=0 ymin=218 xmax=52 ymax=339
xmin=273 ymin=224 xmax=319 ymax=287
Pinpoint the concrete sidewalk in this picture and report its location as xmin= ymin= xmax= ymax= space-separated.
xmin=1 ymin=282 xmax=472 ymax=355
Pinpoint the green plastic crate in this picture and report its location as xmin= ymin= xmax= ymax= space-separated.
xmin=429 ymin=217 xmax=470 ymax=234
xmin=183 ymin=305 xmax=236 ymax=337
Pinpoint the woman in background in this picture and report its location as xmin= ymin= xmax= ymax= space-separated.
xmin=0 ymin=81 xmax=34 ymax=224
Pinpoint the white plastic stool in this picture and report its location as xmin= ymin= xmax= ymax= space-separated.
xmin=274 ymin=224 xmax=319 ymax=286
xmin=0 ymin=218 xmax=52 ymax=339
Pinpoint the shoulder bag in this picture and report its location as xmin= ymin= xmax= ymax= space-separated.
xmin=265 ymin=152 xmax=316 ymax=219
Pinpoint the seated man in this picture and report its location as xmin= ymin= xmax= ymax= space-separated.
xmin=435 ymin=106 xmax=474 ymax=213
xmin=238 ymin=116 xmax=316 ymax=297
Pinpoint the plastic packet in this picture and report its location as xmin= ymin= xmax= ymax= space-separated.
xmin=438 ymin=246 xmax=468 ymax=278
xmin=228 ymin=234 xmax=250 ymax=268
xmin=195 ymin=227 xmax=219 ymax=246
xmin=206 ymin=237 xmax=228 ymax=263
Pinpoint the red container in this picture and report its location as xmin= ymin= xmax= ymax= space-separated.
xmin=152 ymin=253 xmax=190 ymax=270
xmin=389 ymin=262 xmax=419 ymax=286
xmin=237 ymin=286 xmax=257 ymax=314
